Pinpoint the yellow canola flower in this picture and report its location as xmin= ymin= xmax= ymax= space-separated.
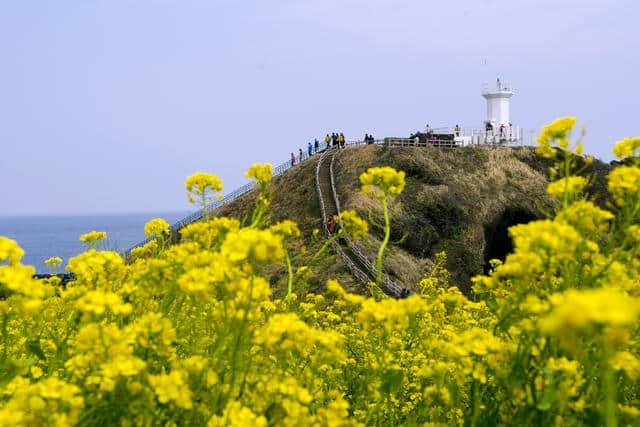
xmin=148 ymin=369 xmax=193 ymax=409
xmin=128 ymin=312 xmax=176 ymax=356
xmin=556 ymin=200 xmax=614 ymax=235
xmin=66 ymin=250 xmax=125 ymax=289
xmin=75 ymin=289 xmax=132 ymax=316
xmin=79 ymin=230 xmax=107 ymax=243
xmin=540 ymin=288 xmax=640 ymax=351
xmin=180 ymin=217 xmax=241 ymax=249
xmin=357 ymin=295 xmax=428 ymax=333
xmin=144 ymin=218 xmax=170 ymax=238
xmin=0 ymin=237 xmax=24 ymax=265
xmin=101 ymin=354 xmax=147 ymax=380
xmin=360 ymin=166 xmax=406 ymax=199
xmin=269 ymin=220 xmax=301 ymax=239
xmin=177 ymin=262 xmax=233 ymax=296
xmin=255 ymin=313 xmax=345 ymax=360
xmin=338 ymin=210 xmax=369 ymax=239
xmin=0 ymin=377 xmax=84 ymax=426
xmin=245 ymin=163 xmax=273 ymax=185
xmin=495 ymin=220 xmax=586 ymax=280
xmin=546 ymin=176 xmax=587 ymax=199
xmin=185 ymin=172 xmax=223 ymax=196
xmin=612 ymin=137 xmax=640 ymax=159
xmin=220 ymin=228 xmax=284 ymax=264
xmin=535 ymin=116 xmax=577 ymax=157
xmin=208 ymin=401 xmax=267 ymax=427
xmin=44 ymin=256 xmax=63 ymax=268
xmin=439 ymin=327 xmax=508 ymax=384
xmin=607 ymin=165 xmax=640 ymax=206
xmin=130 ymin=240 xmax=158 ymax=260
xmin=611 ymin=351 xmax=640 ymax=380
xmin=0 ymin=263 xmax=51 ymax=300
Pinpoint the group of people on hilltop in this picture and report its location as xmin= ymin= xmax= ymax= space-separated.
xmin=289 ymin=131 xmax=378 ymax=168
xmin=290 ymin=133 xmax=346 ymax=167
xmin=325 ymin=132 xmax=346 ymax=149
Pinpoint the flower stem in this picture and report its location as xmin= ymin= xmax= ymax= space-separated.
xmin=376 ymin=196 xmax=390 ymax=286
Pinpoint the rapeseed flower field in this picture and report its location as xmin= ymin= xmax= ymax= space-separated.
xmin=0 ymin=119 xmax=638 ymax=426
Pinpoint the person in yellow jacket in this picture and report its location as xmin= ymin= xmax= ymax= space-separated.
xmin=324 ymin=134 xmax=331 ymax=150
xmin=338 ymin=133 xmax=345 ymax=148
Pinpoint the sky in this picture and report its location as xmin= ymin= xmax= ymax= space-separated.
xmin=1 ymin=0 xmax=638 ymax=216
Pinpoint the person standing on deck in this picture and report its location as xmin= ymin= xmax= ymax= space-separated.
xmin=325 ymin=134 xmax=331 ymax=149
xmin=299 ymin=148 xmax=304 ymax=162
xmin=331 ymin=132 xmax=337 ymax=147
xmin=455 ymin=124 xmax=461 ymax=137
xmin=291 ymin=152 xmax=295 ymax=166
xmin=314 ymin=138 xmax=319 ymax=153
xmin=339 ymin=133 xmax=345 ymax=148
xmin=308 ymin=142 xmax=313 ymax=157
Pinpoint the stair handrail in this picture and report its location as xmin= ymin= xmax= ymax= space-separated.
xmin=315 ymin=149 xmax=372 ymax=285
xmin=328 ymin=149 xmax=405 ymax=297
xmin=125 ymin=155 xmax=297 ymax=257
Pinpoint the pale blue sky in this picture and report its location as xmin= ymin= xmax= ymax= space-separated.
xmin=1 ymin=0 xmax=638 ymax=215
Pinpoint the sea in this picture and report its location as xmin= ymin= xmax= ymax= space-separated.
xmin=0 ymin=211 xmax=190 ymax=273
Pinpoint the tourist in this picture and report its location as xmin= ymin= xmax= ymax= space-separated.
xmin=455 ymin=124 xmax=461 ymax=137
xmin=331 ymin=132 xmax=337 ymax=147
xmin=339 ymin=133 xmax=345 ymax=148
xmin=299 ymin=148 xmax=304 ymax=162
xmin=326 ymin=217 xmax=334 ymax=234
xmin=290 ymin=152 xmax=295 ymax=166
xmin=314 ymin=138 xmax=319 ymax=153
xmin=325 ymin=134 xmax=331 ymax=149
xmin=485 ymin=122 xmax=493 ymax=132
xmin=363 ymin=133 xmax=369 ymax=144
xmin=308 ymin=142 xmax=313 ymax=156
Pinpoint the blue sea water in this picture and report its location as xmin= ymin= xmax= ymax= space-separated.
xmin=0 ymin=212 xmax=190 ymax=273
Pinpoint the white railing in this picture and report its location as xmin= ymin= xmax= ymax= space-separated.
xmin=124 ymin=154 xmax=302 ymax=257
xmin=315 ymin=149 xmax=372 ymax=285
xmin=482 ymin=81 xmax=513 ymax=94
xmin=328 ymin=149 xmax=406 ymax=298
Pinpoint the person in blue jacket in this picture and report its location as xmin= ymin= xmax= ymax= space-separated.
xmin=307 ymin=142 xmax=313 ymax=156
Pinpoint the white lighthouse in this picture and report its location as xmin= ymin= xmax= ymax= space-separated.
xmin=427 ymin=79 xmax=528 ymax=146
xmin=482 ymin=78 xmax=512 ymax=128
xmin=480 ymin=78 xmax=522 ymax=144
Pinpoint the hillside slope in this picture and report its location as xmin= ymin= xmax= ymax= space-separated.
xmin=216 ymin=145 xmax=607 ymax=294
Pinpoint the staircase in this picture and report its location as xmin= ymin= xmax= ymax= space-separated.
xmin=316 ymin=149 xmax=406 ymax=297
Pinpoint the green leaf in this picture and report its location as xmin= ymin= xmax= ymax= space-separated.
xmin=27 ymin=338 xmax=46 ymax=361
xmin=380 ymin=368 xmax=404 ymax=395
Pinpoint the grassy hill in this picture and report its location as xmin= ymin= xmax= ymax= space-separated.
xmin=216 ymin=145 xmax=609 ymax=294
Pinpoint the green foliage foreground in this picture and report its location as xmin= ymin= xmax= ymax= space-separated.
xmin=0 ymin=118 xmax=639 ymax=426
